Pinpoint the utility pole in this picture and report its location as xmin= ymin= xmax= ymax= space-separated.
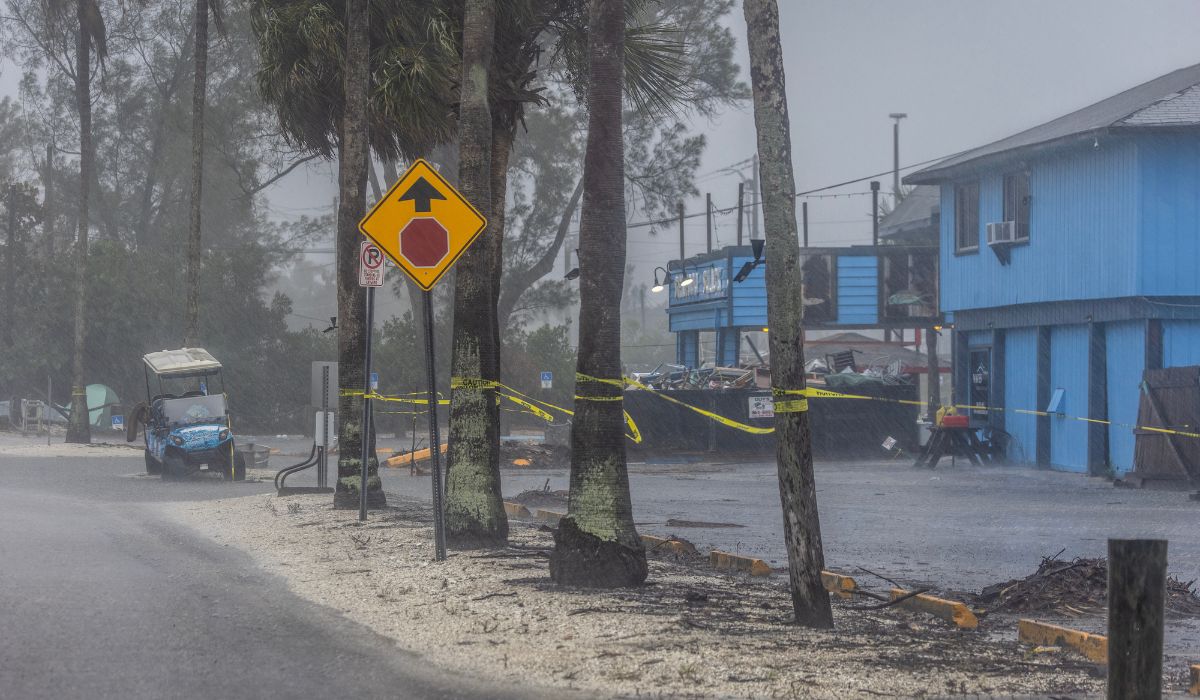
xmin=871 ymin=180 xmax=880 ymax=246
xmin=889 ymin=113 xmax=907 ymax=199
xmin=736 ymin=182 xmax=744 ymax=246
xmin=44 ymin=144 xmax=54 ymax=251
xmin=705 ymin=193 xmax=712 ymax=253
xmin=677 ymin=201 xmax=685 ymax=261
xmin=4 ymin=185 xmax=16 ymax=346
xmin=750 ymin=153 xmax=760 ymax=240
xmin=801 ymin=201 xmax=808 ymax=247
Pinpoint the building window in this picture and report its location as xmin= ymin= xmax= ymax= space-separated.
xmin=1004 ymin=171 xmax=1031 ymax=241
xmin=954 ymin=181 xmax=979 ymax=254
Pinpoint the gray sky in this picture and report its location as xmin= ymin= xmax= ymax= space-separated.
xmin=5 ymin=1 xmax=1200 ymax=314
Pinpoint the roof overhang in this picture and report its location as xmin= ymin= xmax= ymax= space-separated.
xmin=143 ymin=348 xmax=223 ymax=376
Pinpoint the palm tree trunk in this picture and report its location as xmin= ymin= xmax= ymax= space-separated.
xmin=65 ymin=0 xmax=93 ymax=445
xmin=549 ymin=0 xmax=646 ymax=588
xmin=742 ymin=0 xmax=832 ymax=628
xmin=333 ymin=0 xmax=385 ymax=509
xmin=445 ymin=0 xmax=507 ymax=548
xmin=184 ymin=0 xmax=208 ymax=347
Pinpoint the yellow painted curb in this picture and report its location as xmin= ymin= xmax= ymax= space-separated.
xmin=710 ymin=550 xmax=772 ymax=576
xmin=377 ymin=447 xmax=394 ymax=456
xmin=1189 ymin=663 xmax=1200 ymax=695
xmin=534 ymin=508 xmax=565 ymax=524
xmin=503 ymin=501 xmax=531 ymax=518
xmin=890 ymin=589 xmax=979 ymax=629
xmin=384 ymin=442 xmax=448 ymax=468
xmin=641 ymin=534 xmax=698 ymax=556
xmin=821 ymin=571 xmax=858 ymax=599
xmin=1017 ymin=619 xmax=1107 ymax=664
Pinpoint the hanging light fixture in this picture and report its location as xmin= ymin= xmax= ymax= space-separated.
xmin=650 ymin=266 xmax=672 ymax=293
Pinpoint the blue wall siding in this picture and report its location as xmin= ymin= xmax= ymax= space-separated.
xmin=668 ymin=302 xmax=728 ymax=332
xmin=1106 ymin=321 xmax=1145 ymax=474
xmin=836 ymin=256 xmax=878 ymax=325
xmin=1004 ymin=328 xmax=1039 ymax=464
xmin=1049 ymin=324 xmax=1089 ymax=472
xmin=1139 ymin=135 xmax=1200 ymax=296
xmin=1162 ymin=319 xmax=1200 ymax=367
xmin=940 ymin=139 xmax=1139 ymax=312
xmin=730 ymin=255 xmax=768 ymax=328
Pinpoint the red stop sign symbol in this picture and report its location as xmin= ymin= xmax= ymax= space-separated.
xmin=400 ymin=218 xmax=450 ymax=268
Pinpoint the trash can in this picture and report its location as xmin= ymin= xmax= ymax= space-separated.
xmin=236 ymin=443 xmax=270 ymax=469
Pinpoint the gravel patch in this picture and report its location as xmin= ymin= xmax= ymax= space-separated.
xmin=164 ymin=492 xmax=1105 ymax=698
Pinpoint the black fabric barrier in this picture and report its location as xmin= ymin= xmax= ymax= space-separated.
xmin=624 ymin=385 xmax=919 ymax=458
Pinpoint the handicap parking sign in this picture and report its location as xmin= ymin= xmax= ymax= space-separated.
xmin=540 ymin=371 xmax=552 ymax=389
xmin=111 ymin=415 xmax=125 ymax=431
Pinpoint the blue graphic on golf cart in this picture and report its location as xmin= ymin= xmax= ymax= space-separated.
xmin=139 ymin=348 xmax=245 ymax=480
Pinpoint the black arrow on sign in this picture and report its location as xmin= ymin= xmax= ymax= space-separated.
xmin=398 ymin=177 xmax=446 ymax=213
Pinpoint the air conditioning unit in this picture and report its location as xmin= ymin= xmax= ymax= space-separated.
xmin=986 ymin=221 xmax=1016 ymax=246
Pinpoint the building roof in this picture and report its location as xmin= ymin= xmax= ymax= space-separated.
xmin=879 ymin=185 xmax=940 ymax=243
xmin=907 ymin=62 xmax=1200 ymax=184
xmin=143 ymin=348 xmax=222 ymax=376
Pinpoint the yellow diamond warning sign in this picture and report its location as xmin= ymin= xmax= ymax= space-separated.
xmin=358 ymin=159 xmax=487 ymax=291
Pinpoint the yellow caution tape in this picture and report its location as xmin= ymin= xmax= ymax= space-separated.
xmin=774 ymin=399 xmax=809 ymax=413
xmin=340 ymin=389 xmax=449 ymax=405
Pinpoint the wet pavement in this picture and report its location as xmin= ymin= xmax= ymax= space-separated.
xmin=24 ymin=431 xmax=1200 ymax=660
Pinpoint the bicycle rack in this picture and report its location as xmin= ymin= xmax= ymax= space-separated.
xmin=274 ymin=443 xmax=333 ymax=495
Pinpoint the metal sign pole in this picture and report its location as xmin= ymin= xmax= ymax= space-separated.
xmin=358 ymin=286 xmax=375 ymax=521
xmin=423 ymin=289 xmax=447 ymax=560
xmin=319 ymin=366 xmax=329 ymax=488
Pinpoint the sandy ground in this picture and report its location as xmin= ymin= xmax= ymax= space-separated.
xmin=0 ymin=435 xmax=140 ymax=458
xmin=165 ymin=492 xmax=1109 ymax=699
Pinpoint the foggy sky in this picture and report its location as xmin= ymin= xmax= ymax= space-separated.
xmin=4 ymin=1 xmax=1200 ymax=325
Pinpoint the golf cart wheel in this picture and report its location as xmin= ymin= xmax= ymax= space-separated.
xmin=144 ymin=449 xmax=162 ymax=476
xmin=162 ymin=452 xmax=194 ymax=481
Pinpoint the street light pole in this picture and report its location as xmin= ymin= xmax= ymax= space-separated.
xmin=889 ymin=112 xmax=907 ymax=199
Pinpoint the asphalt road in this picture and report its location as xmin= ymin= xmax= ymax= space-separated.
xmin=0 ymin=445 xmax=541 ymax=700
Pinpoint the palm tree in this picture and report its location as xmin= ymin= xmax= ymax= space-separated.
xmin=184 ymin=0 xmax=225 ymax=347
xmin=58 ymin=0 xmax=106 ymax=445
xmin=444 ymin=0 xmax=508 ymax=547
xmin=250 ymin=0 xmax=459 ymax=508
xmin=742 ymin=0 xmax=832 ymax=628
xmin=548 ymin=0 xmax=646 ymax=587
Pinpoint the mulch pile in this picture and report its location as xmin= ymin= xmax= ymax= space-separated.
xmin=974 ymin=554 xmax=1200 ymax=617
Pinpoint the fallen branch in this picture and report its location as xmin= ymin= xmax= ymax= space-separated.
xmin=844 ymin=588 xmax=931 ymax=611
xmin=856 ymin=565 xmax=906 ymax=589
xmin=472 ymin=592 xmax=518 ymax=601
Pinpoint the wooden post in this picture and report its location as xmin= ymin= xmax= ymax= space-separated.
xmin=705 ymin=192 xmax=712 ymax=253
xmin=1108 ymin=538 xmax=1166 ymax=700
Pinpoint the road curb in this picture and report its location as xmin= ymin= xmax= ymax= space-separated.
xmin=641 ymin=534 xmax=698 ymax=556
xmin=821 ymin=571 xmax=858 ymax=599
xmin=383 ymin=443 xmax=447 ymax=468
xmin=890 ymin=589 xmax=979 ymax=629
xmin=534 ymin=508 xmax=565 ymax=525
xmin=502 ymin=501 xmax=531 ymax=518
xmin=709 ymin=550 xmax=772 ymax=576
xmin=1017 ymin=619 xmax=1107 ymax=663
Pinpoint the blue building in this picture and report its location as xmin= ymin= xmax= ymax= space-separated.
xmin=907 ymin=62 xmax=1200 ymax=476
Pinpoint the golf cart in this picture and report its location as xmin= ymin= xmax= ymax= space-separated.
xmin=134 ymin=348 xmax=245 ymax=480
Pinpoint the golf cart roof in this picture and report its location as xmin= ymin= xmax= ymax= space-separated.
xmin=143 ymin=348 xmax=223 ymax=376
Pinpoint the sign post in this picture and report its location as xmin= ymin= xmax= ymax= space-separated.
xmin=358 ymin=159 xmax=486 ymax=558
xmin=357 ymin=242 xmax=383 ymax=522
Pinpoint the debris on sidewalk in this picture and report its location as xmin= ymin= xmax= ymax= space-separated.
xmin=975 ymin=553 xmax=1200 ymax=616
xmin=166 ymin=492 xmax=1106 ymax=699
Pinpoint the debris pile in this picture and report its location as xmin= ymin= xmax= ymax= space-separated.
xmin=508 ymin=485 xmax=568 ymax=509
xmin=975 ymin=554 xmax=1200 ymax=617
xmin=499 ymin=441 xmax=567 ymax=469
